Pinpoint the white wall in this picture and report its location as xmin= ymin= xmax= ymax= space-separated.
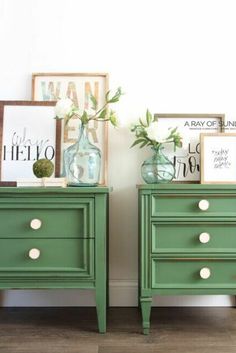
xmin=0 ymin=0 xmax=235 ymax=306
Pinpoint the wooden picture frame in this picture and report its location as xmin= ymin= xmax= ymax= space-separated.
xmin=0 ymin=101 xmax=61 ymax=182
xmin=32 ymin=72 xmax=109 ymax=185
xmin=154 ymin=113 xmax=225 ymax=183
xmin=200 ymin=133 xmax=236 ymax=184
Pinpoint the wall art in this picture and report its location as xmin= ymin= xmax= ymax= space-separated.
xmin=200 ymin=133 xmax=236 ymax=184
xmin=32 ymin=72 xmax=109 ymax=185
xmin=0 ymin=101 xmax=61 ymax=182
xmin=154 ymin=114 xmax=225 ymax=182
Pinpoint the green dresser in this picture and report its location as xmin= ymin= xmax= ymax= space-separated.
xmin=139 ymin=184 xmax=236 ymax=334
xmin=0 ymin=187 xmax=108 ymax=333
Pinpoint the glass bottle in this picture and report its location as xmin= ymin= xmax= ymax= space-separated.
xmin=141 ymin=145 xmax=175 ymax=183
xmin=64 ymin=123 xmax=101 ymax=186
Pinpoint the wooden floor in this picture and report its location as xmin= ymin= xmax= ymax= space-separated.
xmin=0 ymin=307 xmax=236 ymax=352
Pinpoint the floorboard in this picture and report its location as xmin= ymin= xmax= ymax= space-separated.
xmin=0 ymin=307 xmax=235 ymax=353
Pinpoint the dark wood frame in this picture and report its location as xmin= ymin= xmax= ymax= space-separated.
xmin=0 ymin=101 xmax=61 ymax=182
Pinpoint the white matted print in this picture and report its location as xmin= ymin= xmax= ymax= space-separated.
xmin=0 ymin=101 xmax=61 ymax=182
xmin=32 ymin=73 xmax=109 ymax=185
xmin=200 ymin=133 xmax=236 ymax=184
xmin=155 ymin=114 xmax=225 ymax=182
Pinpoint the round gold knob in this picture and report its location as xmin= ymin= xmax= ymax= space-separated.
xmin=30 ymin=219 xmax=42 ymax=230
xmin=28 ymin=248 xmax=40 ymax=260
xmin=198 ymin=200 xmax=210 ymax=211
xmin=199 ymin=232 xmax=210 ymax=244
xmin=200 ymin=267 xmax=211 ymax=279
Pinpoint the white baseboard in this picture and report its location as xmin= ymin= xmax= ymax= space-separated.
xmin=1 ymin=280 xmax=235 ymax=307
xmin=109 ymin=280 xmax=235 ymax=307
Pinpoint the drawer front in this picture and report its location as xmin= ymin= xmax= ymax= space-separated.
xmin=151 ymin=222 xmax=236 ymax=253
xmin=0 ymin=239 xmax=94 ymax=278
xmin=0 ymin=200 xmax=94 ymax=238
xmin=151 ymin=194 xmax=236 ymax=218
xmin=151 ymin=258 xmax=236 ymax=289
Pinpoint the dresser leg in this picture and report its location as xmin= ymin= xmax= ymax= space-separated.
xmin=140 ymin=296 xmax=152 ymax=334
xmin=95 ymin=193 xmax=107 ymax=333
xmin=96 ymin=288 xmax=106 ymax=334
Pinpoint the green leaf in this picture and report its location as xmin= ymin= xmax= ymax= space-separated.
xmin=105 ymin=90 xmax=111 ymax=103
xmin=90 ymin=94 xmax=98 ymax=110
xmin=146 ymin=109 xmax=152 ymax=125
xmin=107 ymin=87 xmax=123 ymax=103
xmin=140 ymin=140 xmax=148 ymax=148
xmin=98 ymin=109 xmax=107 ymax=119
xmin=172 ymin=126 xmax=178 ymax=133
xmin=139 ymin=118 xmax=146 ymax=127
xmin=110 ymin=113 xmax=118 ymax=127
xmin=81 ymin=111 xmax=89 ymax=125
xmin=130 ymin=138 xmax=146 ymax=148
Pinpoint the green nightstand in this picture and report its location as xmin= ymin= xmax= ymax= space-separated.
xmin=0 ymin=187 xmax=108 ymax=333
xmin=139 ymin=184 xmax=236 ymax=334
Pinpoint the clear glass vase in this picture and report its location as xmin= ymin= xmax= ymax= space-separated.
xmin=64 ymin=123 xmax=101 ymax=186
xmin=141 ymin=146 xmax=175 ymax=184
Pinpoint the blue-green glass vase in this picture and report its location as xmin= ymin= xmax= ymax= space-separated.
xmin=141 ymin=145 xmax=175 ymax=184
xmin=64 ymin=123 xmax=101 ymax=186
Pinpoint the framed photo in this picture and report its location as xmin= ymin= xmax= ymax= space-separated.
xmin=200 ymin=133 xmax=236 ymax=184
xmin=32 ymin=72 xmax=109 ymax=185
xmin=154 ymin=114 xmax=225 ymax=182
xmin=0 ymin=101 xmax=61 ymax=182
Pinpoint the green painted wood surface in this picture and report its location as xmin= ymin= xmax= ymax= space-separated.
xmin=0 ymin=200 xmax=94 ymax=238
xmin=95 ymin=194 xmax=107 ymax=333
xmin=0 ymin=187 xmax=108 ymax=333
xmin=151 ymin=258 xmax=236 ymax=289
xmin=139 ymin=184 xmax=236 ymax=334
xmin=151 ymin=222 xmax=236 ymax=253
xmin=151 ymin=193 xmax=236 ymax=218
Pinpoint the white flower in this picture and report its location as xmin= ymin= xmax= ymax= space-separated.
xmin=146 ymin=121 xmax=170 ymax=143
xmin=55 ymin=98 xmax=73 ymax=119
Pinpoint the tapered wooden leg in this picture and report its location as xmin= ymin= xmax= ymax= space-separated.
xmin=140 ymin=297 xmax=152 ymax=334
xmin=95 ymin=194 xmax=107 ymax=333
xmin=96 ymin=287 xmax=106 ymax=333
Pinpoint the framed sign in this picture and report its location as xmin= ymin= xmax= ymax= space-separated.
xmin=200 ymin=133 xmax=236 ymax=184
xmin=32 ymin=72 xmax=109 ymax=185
xmin=154 ymin=114 xmax=225 ymax=182
xmin=0 ymin=101 xmax=61 ymax=182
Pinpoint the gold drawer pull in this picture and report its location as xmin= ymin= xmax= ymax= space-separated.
xmin=28 ymin=248 xmax=41 ymax=260
xmin=198 ymin=200 xmax=210 ymax=211
xmin=30 ymin=219 xmax=42 ymax=230
xmin=200 ymin=267 xmax=211 ymax=279
xmin=199 ymin=232 xmax=210 ymax=244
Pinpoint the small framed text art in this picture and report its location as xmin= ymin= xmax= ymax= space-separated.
xmin=0 ymin=101 xmax=61 ymax=182
xmin=32 ymin=72 xmax=109 ymax=185
xmin=154 ymin=114 xmax=225 ymax=182
xmin=200 ymin=133 xmax=236 ymax=184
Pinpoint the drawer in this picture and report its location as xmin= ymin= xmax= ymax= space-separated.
xmin=151 ymin=258 xmax=236 ymax=289
xmin=151 ymin=194 xmax=236 ymax=218
xmin=0 ymin=238 xmax=94 ymax=278
xmin=0 ymin=201 xmax=94 ymax=238
xmin=151 ymin=222 xmax=236 ymax=253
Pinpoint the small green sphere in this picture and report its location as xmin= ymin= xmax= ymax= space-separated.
xmin=33 ymin=159 xmax=54 ymax=178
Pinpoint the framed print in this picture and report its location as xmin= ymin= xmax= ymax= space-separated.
xmin=154 ymin=114 xmax=225 ymax=182
xmin=32 ymin=72 xmax=109 ymax=185
xmin=201 ymin=133 xmax=236 ymax=184
xmin=0 ymin=101 xmax=61 ymax=182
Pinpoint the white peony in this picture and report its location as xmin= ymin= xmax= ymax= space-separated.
xmin=55 ymin=98 xmax=73 ymax=119
xmin=146 ymin=121 xmax=170 ymax=143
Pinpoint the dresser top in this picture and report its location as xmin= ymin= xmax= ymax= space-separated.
xmin=137 ymin=184 xmax=236 ymax=190
xmin=0 ymin=186 xmax=110 ymax=194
